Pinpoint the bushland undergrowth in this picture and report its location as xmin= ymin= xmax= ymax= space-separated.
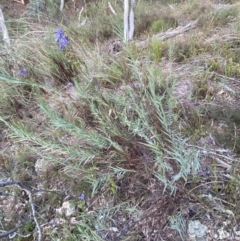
xmin=1 ymin=0 xmax=240 ymax=240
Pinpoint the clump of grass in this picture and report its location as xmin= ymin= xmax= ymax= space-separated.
xmin=176 ymin=0 xmax=213 ymax=22
xmin=205 ymin=32 xmax=240 ymax=77
xmin=206 ymin=104 xmax=240 ymax=153
xmin=149 ymin=39 xmax=164 ymax=62
xmin=150 ymin=17 xmax=178 ymax=34
xmin=198 ymin=5 xmax=240 ymax=30
xmin=134 ymin=2 xmax=178 ymax=38
xmin=27 ymin=0 xmax=65 ymax=20
xmin=208 ymin=58 xmax=240 ymax=78
xmin=193 ymin=72 xmax=212 ymax=100
xmin=22 ymin=220 xmax=36 ymax=236
xmin=0 ymin=31 xmax=200 ymax=237
xmin=11 ymin=26 xmax=88 ymax=86
xmin=179 ymin=105 xmax=208 ymax=141
xmin=219 ymin=44 xmax=240 ymax=64
xmin=123 ymin=42 xmax=140 ymax=61
xmin=6 ymin=18 xmax=30 ymax=36
xmin=78 ymin=2 xmax=123 ymax=43
xmin=173 ymin=36 xmax=206 ymax=62
xmin=27 ymin=0 xmax=46 ymax=18
xmin=101 ymin=55 xmax=135 ymax=84
xmin=156 ymin=35 xmax=206 ymax=63
xmin=223 ymin=161 xmax=240 ymax=222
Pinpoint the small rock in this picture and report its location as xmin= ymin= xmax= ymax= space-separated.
xmin=188 ymin=220 xmax=208 ymax=241
xmin=109 ymin=227 xmax=118 ymax=232
xmin=70 ymin=217 xmax=79 ymax=225
xmin=216 ymin=227 xmax=230 ymax=240
xmin=35 ymin=159 xmax=50 ymax=178
xmin=56 ymin=201 xmax=76 ymax=217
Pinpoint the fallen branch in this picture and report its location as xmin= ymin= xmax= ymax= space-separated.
xmin=136 ymin=19 xmax=199 ymax=49
xmin=24 ymin=188 xmax=42 ymax=241
xmin=0 ymin=226 xmax=19 ymax=239
xmin=0 ymin=180 xmax=21 ymax=187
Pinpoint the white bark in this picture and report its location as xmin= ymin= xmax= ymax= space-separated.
xmin=128 ymin=0 xmax=135 ymax=40
xmin=0 ymin=6 xmax=10 ymax=47
xmin=124 ymin=0 xmax=129 ymax=42
xmin=60 ymin=0 xmax=64 ymax=11
xmin=124 ymin=0 xmax=135 ymax=42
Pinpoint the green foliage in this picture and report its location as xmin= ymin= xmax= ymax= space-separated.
xmin=27 ymin=0 xmax=64 ymax=19
xmin=6 ymin=18 xmax=30 ymax=36
xmin=133 ymin=2 xmax=177 ymax=38
xmin=178 ymin=0 xmax=213 ymax=22
xmin=193 ymin=73 xmax=211 ymax=100
xmin=198 ymin=5 xmax=240 ymax=30
xmin=2 ymin=0 xmax=240 ymax=239
xmin=43 ymin=45 xmax=86 ymax=84
xmin=208 ymin=58 xmax=240 ymax=78
xmin=150 ymin=17 xmax=178 ymax=34
xmin=224 ymin=162 xmax=240 ymax=222
xmin=170 ymin=212 xmax=186 ymax=241
xmin=27 ymin=0 xmax=46 ymax=17
xmin=134 ymin=1 xmax=160 ymax=37
xmin=149 ymin=39 xmax=164 ymax=62
xmin=148 ymin=35 xmax=206 ymax=63
xmin=171 ymin=37 xmax=205 ymax=62
xmin=207 ymin=105 xmax=240 ymax=153
xmin=79 ymin=2 xmax=123 ymax=43
xmin=45 ymin=0 xmax=62 ymax=18
xmin=210 ymin=7 xmax=239 ymax=27
xmin=22 ymin=220 xmax=35 ymax=235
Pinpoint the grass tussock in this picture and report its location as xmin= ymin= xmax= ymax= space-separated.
xmin=1 ymin=0 xmax=240 ymax=240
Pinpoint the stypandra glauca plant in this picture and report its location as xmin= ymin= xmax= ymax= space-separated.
xmin=0 ymin=24 xmax=200 ymax=241
xmin=0 ymin=50 xmax=200 ymax=193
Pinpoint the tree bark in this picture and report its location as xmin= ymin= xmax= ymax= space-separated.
xmin=0 ymin=5 xmax=10 ymax=47
xmin=124 ymin=0 xmax=129 ymax=42
xmin=128 ymin=0 xmax=135 ymax=40
xmin=124 ymin=0 xmax=136 ymax=42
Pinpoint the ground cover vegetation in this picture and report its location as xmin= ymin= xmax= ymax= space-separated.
xmin=1 ymin=0 xmax=240 ymax=240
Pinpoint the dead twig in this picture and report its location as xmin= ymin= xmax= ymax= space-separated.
xmin=0 ymin=226 xmax=19 ymax=239
xmin=0 ymin=218 xmax=32 ymax=239
xmin=108 ymin=2 xmax=117 ymax=16
xmin=24 ymin=188 xmax=42 ymax=241
xmin=0 ymin=180 xmax=42 ymax=241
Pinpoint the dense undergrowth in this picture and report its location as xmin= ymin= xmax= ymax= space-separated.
xmin=1 ymin=0 xmax=240 ymax=240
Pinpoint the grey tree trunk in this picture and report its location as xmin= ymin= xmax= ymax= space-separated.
xmin=124 ymin=0 xmax=135 ymax=42
xmin=0 ymin=5 xmax=10 ymax=47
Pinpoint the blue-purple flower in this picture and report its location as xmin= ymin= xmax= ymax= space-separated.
xmin=59 ymin=35 xmax=70 ymax=50
xmin=55 ymin=29 xmax=64 ymax=43
xmin=55 ymin=28 xmax=70 ymax=50
xmin=19 ymin=68 xmax=28 ymax=78
xmin=79 ymin=191 xmax=85 ymax=201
